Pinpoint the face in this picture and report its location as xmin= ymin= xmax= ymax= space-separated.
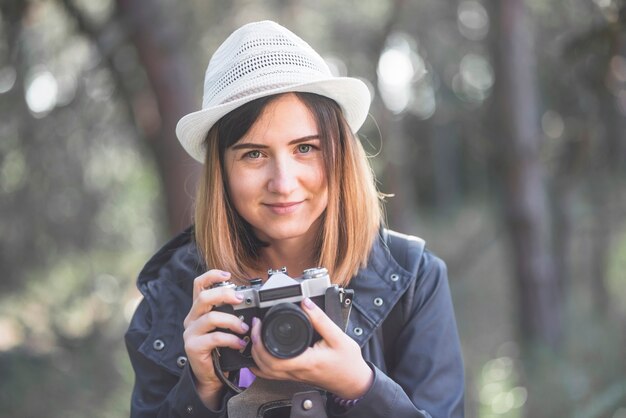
xmin=224 ymin=93 xmax=328 ymax=246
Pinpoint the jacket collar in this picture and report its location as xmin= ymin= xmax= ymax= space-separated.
xmin=346 ymin=229 xmax=419 ymax=347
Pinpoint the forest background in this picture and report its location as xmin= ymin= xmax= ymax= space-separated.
xmin=0 ymin=0 xmax=625 ymax=417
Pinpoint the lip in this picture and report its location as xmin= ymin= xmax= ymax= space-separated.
xmin=263 ymin=201 xmax=303 ymax=215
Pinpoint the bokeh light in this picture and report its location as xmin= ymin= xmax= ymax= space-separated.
xmin=453 ymin=53 xmax=494 ymax=104
xmin=457 ymin=1 xmax=489 ymax=41
xmin=25 ymin=69 xmax=59 ymax=116
xmin=377 ymin=32 xmax=427 ymax=115
xmin=593 ymin=0 xmax=613 ymax=8
xmin=479 ymin=356 xmax=527 ymax=417
xmin=0 ymin=66 xmax=17 ymax=94
xmin=542 ymin=110 xmax=565 ymax=139
xmin=0 ymin=149 xmax=27 ymax=194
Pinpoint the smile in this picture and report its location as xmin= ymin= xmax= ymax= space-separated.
xmin=263 ymin=201 xmax=303 ymax=215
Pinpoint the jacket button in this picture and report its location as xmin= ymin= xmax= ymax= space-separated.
xmin=353 ymin=327 xmax=363 ymax=336
xmin=374 ymin=297 xmax=384 ymax=307
xmin=177 ymin=356 xmax=188 ymax=368
xmin=186 ymin=405 xmax=194 ymax=414
xmin=390 ymin=273 xmax=399 ymax=282
xmin=153 ymin=339 xmax=165 ymax=351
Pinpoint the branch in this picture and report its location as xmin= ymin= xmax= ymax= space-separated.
xmin=57 ymin=0 xmax=142 ymax=136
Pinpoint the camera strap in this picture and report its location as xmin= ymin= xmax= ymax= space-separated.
xmin=339 ymin=289 xmax=355 ymax=333
xmin=227 ymin=377 xmax=328 ymax=418
xmin=324 ymin=287 xmax=355 ymax=334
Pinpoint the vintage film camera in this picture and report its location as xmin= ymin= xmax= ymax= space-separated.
xmin=213 ymin=267 xmax=354 ymax=372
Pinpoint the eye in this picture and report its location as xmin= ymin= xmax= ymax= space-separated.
xmin=297 ymin=144 xmax=312 ymax=153
xmin=245 ymin=150 xmax=262 ymax=159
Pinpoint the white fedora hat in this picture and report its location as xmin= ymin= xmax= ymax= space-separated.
xmin=176 ymin=20 xmax=371 ymax=162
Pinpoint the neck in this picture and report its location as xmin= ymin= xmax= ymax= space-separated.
xmin=256 ymin=237 xmax=318 ymax=280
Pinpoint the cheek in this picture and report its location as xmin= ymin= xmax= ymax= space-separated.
xmin=312 ymin=162 xmax=328 ymax=194
xmin=310 ymin=164 xmax=329 ymax=209
xmin=225 ymin=163 xmax=251 ymax=212
xmin=227 ymin=172 xmax=254 ymax=210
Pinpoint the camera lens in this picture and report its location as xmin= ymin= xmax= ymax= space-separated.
xmin=261 ymin=303 xmax=312 ymax=359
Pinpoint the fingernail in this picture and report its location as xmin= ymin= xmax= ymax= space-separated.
xmin=252 ymin=317 xmax=259 ymax=328
xmin=241 ymin=322 xmax=250 ymax=332
xmin=220 ymin=271 xmax=231 ymax=277
xmin=303 ymin=297 xmax=315 ymax=310
xmin=235 ymin=292 xmax=244 ymax=301
xmin=239 ymin=338 xmax=248 ymax=348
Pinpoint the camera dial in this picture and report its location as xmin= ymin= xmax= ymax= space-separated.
xmin=302 ymin=267 xmax=328 ymax=280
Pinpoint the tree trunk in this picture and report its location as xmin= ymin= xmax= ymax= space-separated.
xmin=332 ymin=0 xmax=420 ymax=233
xmin=588 ymin=89 xmax=620 ymax=317
xmin=490 ymin=0 xmax=562 ymax=349
xmin=116 ymin=0 xmax=200 ymax=234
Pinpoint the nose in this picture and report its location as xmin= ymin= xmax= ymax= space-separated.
xmin=267 ymin=157 xmax=298 ymax=195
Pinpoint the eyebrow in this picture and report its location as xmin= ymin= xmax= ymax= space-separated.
xmin=230 ymin=134 xmax=320 ymax=150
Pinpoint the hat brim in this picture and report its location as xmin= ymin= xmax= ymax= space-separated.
xmin=175 ymin=77 xmax=371 ymax=162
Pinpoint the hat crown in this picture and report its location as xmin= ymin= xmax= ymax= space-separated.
xmin=202 ymin=21 xmax=332 ymax=109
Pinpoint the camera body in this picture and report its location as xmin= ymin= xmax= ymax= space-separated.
xmin=213 ymin=267 xmax=353 ymax=372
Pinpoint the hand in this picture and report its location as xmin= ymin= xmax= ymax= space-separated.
xmin=182 ymin=270 xmax=250 ymax=409
xmin=249 ymin=297 xmax=374 ymax=400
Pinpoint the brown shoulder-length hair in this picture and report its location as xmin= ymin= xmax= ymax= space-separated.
xmin=194 ymin=92 xmax=382 ymax=286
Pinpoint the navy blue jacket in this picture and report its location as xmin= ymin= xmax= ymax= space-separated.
xmin=125 ymin=228 xmax=465 ymax=417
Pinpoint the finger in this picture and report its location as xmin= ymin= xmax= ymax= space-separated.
xmin=185 ymin=331 xmax=248 ymax=357
xmin=250 ymin=317 xmax=262 ymax=351
xmin=249 ymin=317 xmax=297 ymax=376
xmin=192 ymin=269 xmax=232 ymax=301
xmin=185 ymin=287 xmax=243 ymax=327
xmin=185 ymin=310 xmax=250 ymax=337
xmin=249 ymin=317 xmax=273 ymax=368
xmin=301 ymin=298 xmax=344 ymax=345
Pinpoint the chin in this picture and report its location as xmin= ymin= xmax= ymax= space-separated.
xmin=255 ymin=222 xmax=318 ymax=243
xmin=263 ymin=229 xmax=310 ymax=242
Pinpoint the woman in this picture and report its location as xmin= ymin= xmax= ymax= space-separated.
xmin=126 ymin=20 xmax=464 ymax=417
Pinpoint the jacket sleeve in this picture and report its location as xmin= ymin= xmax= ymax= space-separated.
xmin=329 ymin=252 xmax=465 ymax=418
xmin=125 ymin=298 xmax=233 ymax=418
